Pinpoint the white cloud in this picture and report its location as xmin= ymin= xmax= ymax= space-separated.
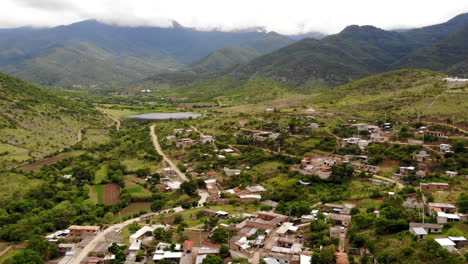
xmin=2 ymin=0 xmax=468 ymax=34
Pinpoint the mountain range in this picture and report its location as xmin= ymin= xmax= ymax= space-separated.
xmin=0 ymin=20 xmax=296 ymax=88
xmin=1 ymin=13 xmax=468 ymax=91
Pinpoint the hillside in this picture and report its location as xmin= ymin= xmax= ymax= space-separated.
xmin=391 ymin=24 xmax=468 ymax=77
xmin=0 ymin=20 xmax=288 ymax=88
xmin=223 ymin=13 xmax=468 ymax=87
xmin=0 ymin=72 xmax=107 ymax=168
xmin=309 ymin=69 xmax=468 ymax=120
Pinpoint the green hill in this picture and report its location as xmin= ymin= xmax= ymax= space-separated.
xmin=391 ymin=24 xmax=468 ymax=77
xmin=224 ymin=13 xmax=468 ymax=87
xmin=0 ymin=72 xmax=107 ymax=168
xmin=309 ymin=69 xmax=468 ymax=121
xmin=189 ymin=46 xmax=261 ymax=74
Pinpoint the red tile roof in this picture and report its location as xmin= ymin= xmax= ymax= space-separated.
xmin=183 ymin=240 xmax=195 ymax=250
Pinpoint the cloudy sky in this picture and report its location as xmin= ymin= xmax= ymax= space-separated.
xmin=2 ymin=0 xmax=468 ymax=34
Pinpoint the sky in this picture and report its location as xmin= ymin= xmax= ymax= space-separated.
xmin=2 ymin=0 xmax=468 ymax=34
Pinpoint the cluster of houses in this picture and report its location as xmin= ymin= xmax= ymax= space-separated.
xmin=245 ymin=130 xmax=280 ymax=141
xmin=169 ymin=128 xmax=215 ymax=148
xmin=226 ymin=203 xmax=354 ymax=264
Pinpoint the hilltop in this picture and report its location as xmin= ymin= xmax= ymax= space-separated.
xmin=0 ymin=72 xmax=107 ymax=168
xmin=309 ymin=69 xmax=468 ymax=121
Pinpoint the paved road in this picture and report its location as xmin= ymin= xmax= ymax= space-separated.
xmin=150 ymin=125 xmax=188 ymax=181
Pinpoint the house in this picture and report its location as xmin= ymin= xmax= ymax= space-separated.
xmin=140 ymin=212 xmax=158 ymax=221
xmin=409 ymin=227 xmax=428 ymax=240
xmin=327 ymin=213 xmax=352 ymax=227
xmin=362 ymin=165 xmax=380 ymax=174
xmin=435 ymin=238 xmax=456 ymax=252
xmin=173 ymin=129 xmax=184 ymax=134
xmin=200 ymin=135 xmax=214 ymax=144
xmin=408 ymin=223 xmax=441 ymax=234
xmin=224 ymin=167 xmax=242 ymax=176
xmin=428 ymin=203 xmax=457 ymax=213
xmin=265 ymin=108 xmax=275 ymax=113
xmin=416 ymin=170 xmax=426 ymax=178
xmin=443 ymin=77 xmax=468 ymax=82
xmin=308 ymin=123 xmax=320 ymax=129
xmin=261 ymin=200 xmax=279 ymax=209
xmin=68 ymin=226 xmax=100 ymax=237
xmin=246 ymin=185 xmax=267 ymax=193
xmin=436 ymin=212 xmax=465 ymax=224
xmin=445 ymin=171 xmax=458 ymax=177
xmin=420 ymin=182 xmax=449 ymax=191
xmin=58 ymin=243 xmax=76 ymax=255
xmin=440 ymin=144 xmax=451 ymax=153
xmin=153 ymin=251 xmax=182 ymax=264
xmin=424 ymin=130 xmax=446 ymax=138
xmin=130 ymin=225 xmax=166 ymax=244
xmin=183 ymin=240 xmax=195 ymax=254
xmin=448 ymin=236 xmax=467 ymax=249
xmin=162 ymin=167 xmax=177 ymax=177
xmin=413 ymin=151 xmax=431 ymax=162
xmin=342 ymin=137 xmax=360 ymax=147
xmin=370 ymin=133 xmax=386 ymax=142
xmin=176 ymin=138 xmax=197 ymax=148
xmin=400 ymin=166 xmax=415 ymax=175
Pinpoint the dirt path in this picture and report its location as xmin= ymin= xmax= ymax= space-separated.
xmin=373 ymin=174 xmax=404 ymax=189
xmin=77 ymin=130 xmax=82 ymax=143
xmin=96 ymin=107 xmax=121 ymax=131
xmin=150 ymin=125 xmax=188 ymax=181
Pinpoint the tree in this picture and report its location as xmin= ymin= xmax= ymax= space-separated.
xmin=203 ymin=216 xmax=219 ymax=231
xmin=201 ymin=254 xmax=223 ymax=264
xmin=329 ymin=164 xmax=354 ymax=183
xmin=211 ymin=227 xmax=232 ymax=244
xmin=232 ymin=257 xmax=250 ymax=264
xmin=4 ymin=249 xmax=43 ymax=264
xmin=26 ymin=235 xmax=59 ymax=260
xmin=220 ymin=244 xmax=230 ymax=258
xmin=311 ymin=245 xmax=336 ymax=264
xmin=457 ymin=193 xmax=468 ymax=213
xmin=180 ymin=181 xmax=198 ymax=196
xmin=151 ymin=200 xmax=165 ymax=211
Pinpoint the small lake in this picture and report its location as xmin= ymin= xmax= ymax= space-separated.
xmin=125 ymin=112 xmax=202 ymax=121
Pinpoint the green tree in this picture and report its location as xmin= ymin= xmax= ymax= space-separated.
xmin=457 ymin=193 xmax=468 ymax=213
xmin=180 ymin=181 xmax=198 ymax=196
xmin=203 ymin=216 xmax=219 ymax=231
xmin=27 ymin=235 xmax=59 ymax=260
xmin=201 ymin=254 xmax=223 ymax=264
xmin=311 ymin=245 xmax=336 ymax=264
xmin=4 ymin=249 xmax=43 ymax=264
xmin=329 ymin=164 xmax=354 ymax=183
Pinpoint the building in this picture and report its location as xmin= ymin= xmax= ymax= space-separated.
xmin=440 ymin=144 xmax=451 ymax=153
xmin=413 ymin=151 xmax=431 ymax=162
xmin=428 ymin=203 xmax=457 ymax=213
xmin=424 ymin=130 xmax=446 ymax=138
xmin=420 ymin=182 xmax=449 ymax=191
xmin=436 ymin=212 xmax=466 ymax=224
xmin=448 ymin=236 xmax=467 ymax=249
xmin=200 ymin=135 xmax=214 ymax=144
xmin=410 ymin=227 xmax=428 ymax=240
xmin=246 ymin=185 xmax=267 ymax=193
xmin=224 ymin=167 xmax=242 ymax=176
xmin=183 ymin=240 xmax=195 ymax=254
xmin=139 ymin=212 xmax=158 ymax=221
xmin=68 ymin=226 xmax=100 ymax=237
xmin=153 ymin=251 xmax=182 ymax=264
xmin=443 ymin=77 xmax=468 ymax=82
xmin=176 ymin=138 xmax=197 ymax=148
xmin=327 ymin=213 xmax=352 ymax=227
xmin=409 ymin=223 xmax=443 ymax=234
xmin=445 ymin=171 xmax=458 ymax=177
xmin=435 ymin=238 xmax=456 ymax=252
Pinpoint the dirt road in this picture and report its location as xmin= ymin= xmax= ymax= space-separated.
xmin=373 ymin=174 xmax=404 ymax=189
xmin=96 ymin=107 xmax=121 ymax=131
xmin=150 ymin=125 xmax=188 ymax=181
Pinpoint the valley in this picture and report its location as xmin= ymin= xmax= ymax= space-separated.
xmin=0 ymin=10 xmax=467 ymax=264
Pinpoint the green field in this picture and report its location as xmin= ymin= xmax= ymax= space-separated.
xmin=0 ymin=248 xmax=23 ymax=264
xmin=89 ymin=185 xmax=104 ymax=204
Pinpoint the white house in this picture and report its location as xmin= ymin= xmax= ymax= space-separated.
xmin=435 ymin=238 xmax=456 ymax=252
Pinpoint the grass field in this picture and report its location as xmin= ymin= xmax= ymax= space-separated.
xmin=0 ymin=248 xmax=22 ymax=263
xmin=124 ymin=177 xmax=151 ymax=199
xmin=19 ymin=150 xmax=85 ymax=171
xmin=94 ymin=164 xmax=108 ymax=184
xmin=119 ymin=202 xmax=152 ymax=217
xmin=0 ymin=173 xmax=42 ymax=201
xmin=92 ymin=185 xmax=104 ymax=204
xmin=82 ymin=129 xmax=111 ymax=148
